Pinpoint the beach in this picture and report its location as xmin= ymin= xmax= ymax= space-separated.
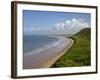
xmin=23 ymin=37 xmax=74 ymax=69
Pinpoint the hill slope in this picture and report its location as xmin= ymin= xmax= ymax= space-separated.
xmin=52 ymin=28 xmax=91 ymax=67
xmin=74 ymin=28 xmax=90 ymax=39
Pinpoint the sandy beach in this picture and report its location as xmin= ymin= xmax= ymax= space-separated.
xmin=23 ymin=37 xmax=74 ymax=69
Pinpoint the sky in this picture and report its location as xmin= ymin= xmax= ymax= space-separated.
xmin=23 ymin=10 xmax=91 ymax=35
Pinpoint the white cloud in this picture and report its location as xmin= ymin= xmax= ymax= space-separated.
xmin=24 ymin=18 xmax=90 ymax=35
xmin=24 ymin=26 xmax=54 ymax=35
xmin=65 ymin=20 xmax=71 ymax=24
xmin=24 ymin=27 xmax=35 ymax=32
xmin=54 ymin=18 xmax=90 ymax=34
xmin=36 ymin=27 xmax=41 ymax=31
xmin=54 ymin=23 xmax=65 ymax=30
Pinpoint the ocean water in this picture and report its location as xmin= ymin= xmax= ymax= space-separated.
xmin=23 ymin=35 xmax=61 ymax=57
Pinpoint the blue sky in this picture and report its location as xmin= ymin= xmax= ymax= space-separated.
xmin=23 ymin=10 xmax=91 ymax=35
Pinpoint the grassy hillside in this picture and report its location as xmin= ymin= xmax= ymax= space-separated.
xmin=52 ymin=28 xmax=91 ymax=67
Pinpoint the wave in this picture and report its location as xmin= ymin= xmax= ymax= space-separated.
xmin=24 ymin=37 xmax=64 ymax=57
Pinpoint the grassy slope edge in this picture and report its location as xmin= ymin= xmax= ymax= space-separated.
xmin=52 ymin=28 xmax=91 ymax=67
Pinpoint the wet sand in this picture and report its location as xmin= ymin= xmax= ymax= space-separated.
xmin=23 ymin=37 xmax=74 ymax=69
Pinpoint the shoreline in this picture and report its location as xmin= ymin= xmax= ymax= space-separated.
xmin=23 ymin=37 xmax=74 ymax=69
xmin=39 ymin=38 xmax=74 ymax=68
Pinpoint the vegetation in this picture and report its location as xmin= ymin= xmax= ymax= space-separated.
xmin=52 ymin=28 xmax=91 ymax=67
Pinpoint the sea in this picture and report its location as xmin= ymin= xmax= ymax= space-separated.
xmin=23 ymin=35 xmax=62 ymax=57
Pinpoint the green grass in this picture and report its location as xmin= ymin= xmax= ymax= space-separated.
xmin=52 ymin=28 xmax=91 ymax=67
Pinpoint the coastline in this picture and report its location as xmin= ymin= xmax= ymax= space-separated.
xmin=23 ymin=37 xmax=74 ymax=69
xmin=39 ymin=38 xmax=74 ymax=68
